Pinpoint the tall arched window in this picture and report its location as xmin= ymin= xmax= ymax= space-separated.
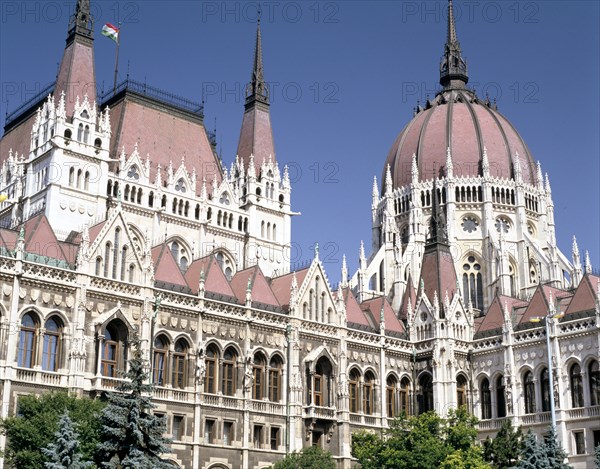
xmin=349 ymin=369 xmax=360 ymax=413
xmin=101 ymin=321 xmax=127 ymax=377
xmin=18 ymin=313 xmax=39 ymax=368
xmin=83 ymin=125 xmax=89 ymax=144
xmin=386 ymin=375 xmax=398 ymax=418
xmin=312 ymin=357 xmax=332 ymax=407
xmin=84 ymin=171 xmax=90 ymax=191
xmin=269 ymin=356 xmax=283 ymax=402
xmin=95 ymin=257 xmax=102 ymax=276
xmin=363 ymin=371 xmax=375 ymax=415
xmin=252 ymin=353 xmax=266 ymax=400
xmin=172 ymin=339 xmax=188 ymax=389
xmin=523 ymin=371 xmax=536 ymax=414
xmin=153 ymin=336 xmax=168 ymax=386
xmin=418 ymin=373 xmax=433 ymax=414
xmin=112 ymin=229 xmax=120 ymax=279
xmin=457 ymin=375 xmax=468 ymax=408
xmin=42 ymin=317 xmax=62 ymax=372
xmin=104 ymin=243 xmax=111 ymax=277
xmin=480 ymin=378 xmax=491 ymax=419
xmin=570 ymin=363 xmax=584 ymax=408
xmin=462 ymin=255 xmax=484 ymax=310
xmin=69 ymin=167 xmax=75 ymax=186
xmin=204 ymin=345 xmax=218 ymax=394
xmin=120 ymin=246 xmax=128 ymax=281
xmin=222 ymin=347 xmax=237 ymax=396
xmin=496 ymin=375 xmax=507 ymax=418
xmin=400 ymin=377 xmax=411 ymax=415
xmin=590 ymin=360 xmax=600 ymax=406
xmin=77 ymin=123 xmax=83 ymax=141
xmin=541 ymin=368 xmax=551 ymax=412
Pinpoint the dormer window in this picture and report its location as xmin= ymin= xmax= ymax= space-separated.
xmin=81 ymin=110 xmax=89 ymax=119
xmin=219 ymin=193 xmax=230 ymax=205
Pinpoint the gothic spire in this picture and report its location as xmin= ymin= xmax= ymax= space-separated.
xmin=67 ymin=0 xmax=94 ymax=45
xmin=440 ymin=0 xmax=468 ymax=89
xmin=245 ymin=16 xmax=269 ymax=108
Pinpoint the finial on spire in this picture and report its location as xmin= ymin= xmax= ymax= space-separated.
xmin=245 ymin=16 xmax=269 ymax=107
xmin=585 ymin=250 xmax=592 ymax=274
xmin=67 ymin=0 xmax=93 ymax=44
xmin=440 ymin=0 xmax=468 ymax=89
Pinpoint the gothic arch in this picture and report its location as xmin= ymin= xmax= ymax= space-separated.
xmin=172 ymin=333 xmax=195 ymax=354
xmin=17 ymin=305 xmax=44 ymax=321
xmin=303 ymin=344 xmax=337 ymax=373
xmin=93 ymin=307 xmax=136 ymax=337
xmin=269 ymin=351 xmax=286 ymax=364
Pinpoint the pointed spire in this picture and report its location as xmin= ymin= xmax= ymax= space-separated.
xmin=67 ymin=0 xmax=93 ymax=44
xmin=385 ymin=164 xmax=393 ymax=194
xmin=341 ymin=255 xmax=348 ymax=287
xmin=513 ymin=152 xmax=522 ymax=182
xmin=482 ymin=146 xmax=490 ymax=177
xmin=359 ymin=240 xmax=366 ymax=269
xmin=585 ymin=250 xmax=592 ymax=274
xmin=411 ymin=153 xmax=419 ymax=183
xmin=545 ymin=173 xmax=552 ymax=194
xmin=536 ymin=161 xmax=544 ymax=190
xmin=372 ymin=176 xmax=379 ymax=206
xmin=445 ymin=147 xmax=453 ymax=178
xmin=440 ymin=0 xmax=468 ymax=89
xmin=245 ymin=17 xmax=269 ymax=107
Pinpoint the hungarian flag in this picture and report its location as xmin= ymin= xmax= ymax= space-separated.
xmin=102 ymin=23 xmax=119 ymax=43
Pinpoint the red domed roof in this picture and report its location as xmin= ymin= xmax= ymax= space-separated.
xmin=384 ymin=88 xmax=537 ymax=190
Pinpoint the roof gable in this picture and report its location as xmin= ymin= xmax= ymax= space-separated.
xmin=152 ymin=244 xmax=189 ymax=288
xmin=185 ymin=255 xmax=236 ymax=298
xmin=565 ymin=274 xmax=599 ymax=315
xmin=230 ymin=266 xmax=279 ymax=307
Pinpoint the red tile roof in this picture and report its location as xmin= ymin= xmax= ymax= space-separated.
xmin=151 ymin=244 xmax=189 ymax=288
xmin=270 ymin=268 xmax=309 ymax=308
xmin=185 ymin=255 xmax=236 ymax=298
xmin=236 ymin=105 xmax=275 ymax=172
xmin=565 ymin=274 xmax=599 ymax=315
xmin=360 ymin=296 xmax=405 ymax=334
xmin=230 ymin=265 xmax=279 ymax=307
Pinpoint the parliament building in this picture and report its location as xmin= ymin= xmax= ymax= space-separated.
xmin=0 ymin=1 xmax=598 ymax=468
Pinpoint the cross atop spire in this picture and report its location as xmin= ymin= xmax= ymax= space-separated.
xmin=67 ymin=0 xmax=94 ymax=45
xmin=245 ymin=17 xmax=269 ymax=108
xmin=439 ymin=0 xmax=468 ymax=89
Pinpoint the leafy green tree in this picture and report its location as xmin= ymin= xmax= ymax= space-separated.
xmin=352 ymin=408 xmax=490 ymax=469
xmin=483 ymin=419 xmax=524 ymax=468
xmin=94 ymin=335 xmax=172 ymax=468
xmin=270 ymin=445 xmax=336 ymax=469
xmin=595 ymin=444 xmax=600 ymax=469
xmin=1 ymin=392 xmax=103 ymax=469
xmin=42 ymin=410 xmax=93 ymax=468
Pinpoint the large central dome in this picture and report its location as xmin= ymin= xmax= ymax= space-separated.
xmin=384 ymin=88 xmax=537 ymax=189
xmin=384 ymin=0 xmax=537 ymax=190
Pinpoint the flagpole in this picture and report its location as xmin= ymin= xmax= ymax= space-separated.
xmin=113 ymin=23 xmax=122 ymax=95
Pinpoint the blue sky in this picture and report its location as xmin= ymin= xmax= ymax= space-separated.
xmin=1 ymin=0 xmax=598 ymax=284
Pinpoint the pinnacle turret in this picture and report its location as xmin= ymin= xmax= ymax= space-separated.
xmin=439 ymin=0 xmax=468 ymax=89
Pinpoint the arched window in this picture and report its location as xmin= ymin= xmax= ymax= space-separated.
xmin=462 ymin=256 xmax=484 ymax=310
xmin=400 ymin=377 xmax=411 ymax=415
xmin=312 ymin=357 xmax=332 ymax=407
xmin=83 ymin=125 xmax=89 ymax=144
xmin=112 ymin=229 xmax=121 ymax=279
xmin=541 ymin=368 xmax=551 ymax=412
xmin=171 ymin=242 xmax=180 ymax=262
xmin=84 ymin=171 xmax=90 ymax=191
xmin=128 ymin=264 xmax=135 ymax=283
xmin=363 ymin=371 xmax=375 ymax=415
xmin=95 ymin=257 xmax=102 ymax=276
xmin=269 ymin=356 xmax=283 ymax=402
xmin=120 ymin=246 xmax=128 ymax=281
xmin=77 ymin=123 xmax=83 ymax=141
xmin=42 ymin=317 xmax=62 ymax=372
xmin=523 ymin=371 xmax=536 ymax=414
xmin=76 ymin=169 xmax=82 ymax=188
xmin=172 ymin=339 xmax=188 ymax=389
xmin=386 ymin=375 xmax=398 ymax=418
xmin=101 ymin=321 xmax=127 ymax=378
xmin=69 ymin=167 xmax=75 ymax=186
xmin=418 ymin=373 xmax=433 ymax=414
xmin=480 ymin=378 xmax=491 ymax=419
xmin=180 ymin=256 xmax=188 ymax=272
xmin=222 ymin=347 xmax=237 ymax=396
xmin=590 ymin=360 xmax=600 ymax=406
xmin=349 ymin=369 xmax=360 ymax=413
xmin=496 ymin=375 xmax=507 ymax=418
xmin=457 ymin=374 xmax=468 ymax=408
xmin=153 ymin=336 xmax=169 ymax=386
xmin=104 ymin=242 xmax=111 ymax=277
xmin=252 ymin=353 xmax=266 ymax=400
xmin=204 ymin=345 xmax=218 ymax=394
xmin=570 ymin=363 xmax=584 ymax=408
xmin=18 ymin=313 xmax=39 ymax=368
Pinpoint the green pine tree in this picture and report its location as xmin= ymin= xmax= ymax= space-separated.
xmin=271 ymin=445 xmax=336 ymax=469
xmin=42 ymin=411 xmax=93 ymax=469
xmin=594 ymin=444 xmax=600 ymax=469
xmin=95 ymin=335 xmax=172 ymax=468
xmin=543 ymin=427 xmax=572 ymax=469
xmin=483 ymin=420 xmax=524 ymax=468
xmin=517 ymin=431 xmax=550 ymax=469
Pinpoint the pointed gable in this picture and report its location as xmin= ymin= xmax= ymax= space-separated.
xmin=519 ymin=284 xmax=567 ymax=325
xmin=185 ymin=255 xmax=236 ymax=299
xmin=230 ymin=266 xmax=279 ymax=308
xmin=22 ymin=213 xmax=71 ymax=263
xmin=361 ymin=296 xmax=405 ymax=334
xmin=477 ymin=295 xmax=527 ymax=333
xmin=565 ymin=274 xmax=600 ymax=315
xmin=151 ymin=244 xmax=189 ymax=289
xmin=270 ymin=267 xmax=309 ymax=309
xmin=344 ymin=288 xmax=371 ymax=329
